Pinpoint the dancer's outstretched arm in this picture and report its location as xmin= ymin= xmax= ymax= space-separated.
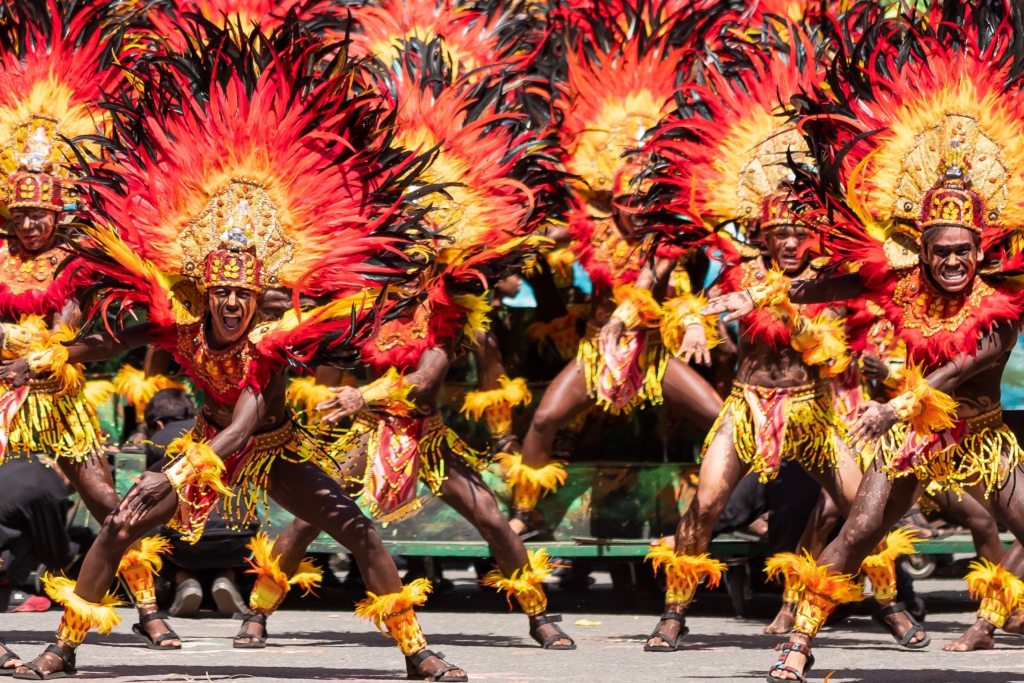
xmin=702 ymin=273 xmax=866 ymax=323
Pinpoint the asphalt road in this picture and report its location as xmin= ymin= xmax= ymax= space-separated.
xmin=1 ymin=576 xmax=1022 ymax=683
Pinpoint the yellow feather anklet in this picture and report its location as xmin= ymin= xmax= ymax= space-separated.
xmin=480 ymin=549 xmax=559 ymax=616
xmin=646 ymin=543 xmax=726 ymax=606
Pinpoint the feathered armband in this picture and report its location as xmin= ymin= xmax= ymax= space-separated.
xmin=888 ymin=363 xmax=957 ymax=435
xmin=25 ymin=324 xmax=84 ymax=394
xmin=747 ymin=269 xmax=798 ymax=324
xmin=162 ymin=433 xmax=233 ymax=496
xmin=790 ymin=314 xmax=852 ymax=378
xmin=610 ymin=284 xmax=663 ymax=330
xmin=661 ymin=293 xmax=719 ymax=356
xmin=361 ymin=367 xmax=415 ymax=416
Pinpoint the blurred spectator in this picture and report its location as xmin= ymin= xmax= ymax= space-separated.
xmin=143 ymin=389 xmax=258 ymax=617
xmin=0 ymin=456 xmax=76 ymax=612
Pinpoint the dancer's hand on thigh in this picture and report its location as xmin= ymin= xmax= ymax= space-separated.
xmin=848 ymin=401 xmax=898 ymax=453
xmin=122 ymin=471 xmax=173 ymax=525
xmin=0 ymin=358 xmax=29 ymax=387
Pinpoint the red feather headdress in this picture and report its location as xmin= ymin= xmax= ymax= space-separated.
xmin=73 ymin=19 xmax=428 ymax=371
xmin=0 ymin=0 xmax=126 ymax=317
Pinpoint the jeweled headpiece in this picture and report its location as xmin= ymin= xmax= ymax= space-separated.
xmin=760 ymin=190 xmax=802 ymax=231
xmin=0 ymin=0 xmax=123 ymax=215
xmin=917 ymin=139 xmax=985 ymax=234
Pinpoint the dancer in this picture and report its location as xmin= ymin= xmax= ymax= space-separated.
xmin=631 ymin=25 xmax=879 ymax=652
xmin=506 ymin=0 xmax=726 ymax=536
xmin=232 ymin=35 xmax=575 ymax=652
xmin=702 ymin=3 xmax=1024 ymax=677
xmin=0 ymin=0 xmax=180 ymax=650
xmin=10 ymin=20 xmax=466 ymax=681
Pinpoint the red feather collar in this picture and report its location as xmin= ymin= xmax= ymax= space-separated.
xmin=858 ymin=250 xmax=1023 ymax=367
xmin=720 ymin=259 xmax=826 ymax=349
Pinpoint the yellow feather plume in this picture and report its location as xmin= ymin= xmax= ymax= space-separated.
xmin=860 ymin=528 xmax=919 ymax=568
xmin=480 ymin=549 xmax=561 ymax=609
xmin=286 ymin=377 xmax=336 ymax=415
xmin=496 ymin=452 xmax=567 ymax=492
xmin=453 ymin=292 xmax=493 ymax=339
xmin=244 ymin=532 xmax=289 ymax=587
xmin=42 ymin=573 xmax=124 ymax=635
xmin=354 ymin=579 xmax=433 ymax=631
xmin=164 ymin=433 xmax=233 ymax=496
xmin=610 ymin=284 xmax=663 ymax=329
xmin=114 ymin=365 xmax=187 ymax=420
xmin=360 ymin=367 xmax=415 ymax=415
xmin=784 ymin=551 xmax=863 ymax=604
xmin=660 ymin=293 xmax=720 ymax=356
xmin=644 ymin=543 xmax=727 ymax=589
xmin=791 ymin=314 xmax=852 ymax=378
xmin=289 ymin=557 xmax=323 ymax=597
xmin=461 ymin=376 xmax=533 ymax=420
xmin=896 ymin=362 xmax=958 ymax=435
xmin=83 ymin=380 xmax=116 ymax=410
xmin=965 ymin=559 xmax=1024 ymax=608
xmin=764 ymin=552 xmax=804 ymax=582
xmin=117 ymin=535 xmax=172 ymax=575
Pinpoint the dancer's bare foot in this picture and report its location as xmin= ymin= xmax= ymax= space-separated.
xmin=139 ymin=604 xmax=181 ymax=648
xmin=1002 ymin=609 xmax=1024 ymax=635
xmin=14 ymin=641 xmax=73 ymax=677
xmin=765 ymin=602 xmax=796 ymax=634
xmin=509 ymin=517 xmax=527 ymax=535
xmin=0 ymin=640 xmax=21 ymax=671
xmin=768 ymin=633 xmax=811 ymax=680
xmin=943 ymin=620 xmax=995 ymax=651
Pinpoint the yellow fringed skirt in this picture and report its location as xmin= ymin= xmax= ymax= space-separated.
xmin=4 ymin=379 xmax=104 ymax=463
xmin=577 ymin=323 xmax=668 ymax=416
xmin=882 ymin=407 xmax=1020 ymax=498
xmin=704 ymin=381 xmax=841 ymax=482
xmin=332 ymin=411 xmax=485 ymax=525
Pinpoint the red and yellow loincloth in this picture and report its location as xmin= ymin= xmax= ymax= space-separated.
xmin=335 ymin=411 xmax=485 ymax=525
xmin=705 ymin=381 xmax=841 ymax=482
xmin=577 ymin=323 xmax=668 ymax=415
xmin=167 ymin=413 xmax=326 ymax=543
xmin=0 ymin=377 xmax=104 ymax=464
xmin=882 ymin=406 xmax=1020 ymax=498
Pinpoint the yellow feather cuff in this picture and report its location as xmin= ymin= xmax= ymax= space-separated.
xmin=245 ymin=532 xmax=289 ymax=587
xmin=610 ymin=284 xmax=663 ymax=329
xmin=965 ymin=559 xmax=1024 ymax=605
xmin=461 ymin=376 xmax=533 ymax=420
xmin=43 ymin=573 xmax=124 ymax=635
xmin=645 ymin=543 xmax=726 ymax=604
xmin=163 ymin=433 xmax=233 ymax=496
xmin=764 ymin=552 xmax=806 ymax=603
xmin=790 ymin=314 xmax=852 ymax=378
xmin=860 ymin=528 xmax=919 ymax=568
xmin=26 ymin=324 xmax=84 ymax=394
xmin=660 ymin=293 xmax=719 ymax=356
xmin=286 ymin=377 xmax=336 ymax=415
xmin=117 ymin=535 xmax=172 ymax=575
xmin=354 ymin=579 xmax=433 ymax=631
xmin=361 ymin=367 xmax=415 ymax=415
xmin=889 ymin=362 xmax=958 ymax=435
xmin=497 ymin=452 xmax=567 ymax=492
xmin=480 ymin=548 xmax=560 ymax=610
xmin=289 ymin=557 xmax=324 ymax=596
xmin=788 ymin=551 xmax=863 ymax=604
xmin=747 ymin=269 xmax=798 ymax=323
xmin=1 ymin=323 xmax=32 ymax=357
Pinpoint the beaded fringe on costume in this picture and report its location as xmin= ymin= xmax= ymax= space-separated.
xmin=480 ymin=549 xmax=558 ymax=616
xmin=646 ymin=542 xmax=726 ymax=605
xmin=355 ymin=579 xmax=432 ymax=656
xmin=704 ymin=382 xmax=839 ymax=483
xmin=965 ymin=559 xmax=1024 ymax=629
xmin=43 ymin=574 xmax=123 ymax=647
xmin=881 ymin=408 xmax=1020 ymax=498
xmin=117 ymin=536 xmax=172 ymax=606
xmin=576 ymin=329 xmax=668 ymax=415
xmin=3 ymin=381 xmax=103 ymax=463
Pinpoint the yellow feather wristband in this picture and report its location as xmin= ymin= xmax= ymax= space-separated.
xmin=1 ymin=323 xmax=32 ymax=358
xmin=360 ymin=367 xmax=415 ymax=415
xmin=162 ymin=433 xmax=233 ymax=496
xmin=25 ymin=324 xmax=83 ymax=394
xmin=889 ymin=363 xmax=958 ymax=435
xmin=790 ymin=314 xmax=852 ymax=378
xmin=660 ymin=293 xmax=719 ymax=356
xmin=747 ymin=269 xmax=799 ymax=324
xmin=610 ymin=284 xmax=663 ymax=330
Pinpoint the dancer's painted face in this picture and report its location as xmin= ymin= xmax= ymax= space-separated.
xmin=208 ymin=286 xmax=259 ymax=346
xmin=920 ymin=226 xmax=980 ymax=295
xmin=763 ymin=224 xmax=810 ymax=275
xmin=9 ymin=207 xmax=57 ymax=253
